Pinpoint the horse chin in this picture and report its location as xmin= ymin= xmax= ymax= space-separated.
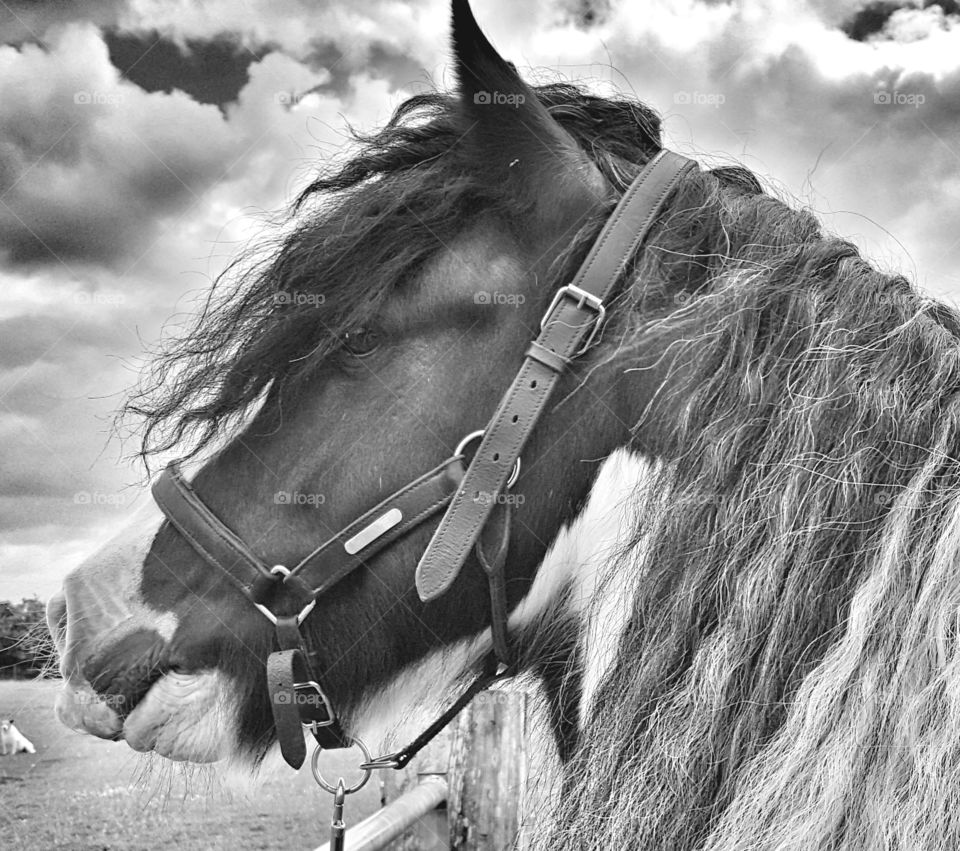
xmin=122 ymin=669 xmax=236 ymax=763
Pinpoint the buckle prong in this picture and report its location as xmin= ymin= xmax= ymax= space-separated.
xmin=293 ymin=680 xmax=336 ymax=728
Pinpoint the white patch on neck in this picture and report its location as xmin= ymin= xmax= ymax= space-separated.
xmin=351 ymin=448 xmax=652 ymax=749
xmin=509 ymin=448 xmax=653 ymax=724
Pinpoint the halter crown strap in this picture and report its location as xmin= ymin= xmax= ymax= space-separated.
xmin=415 ymin=150 xmax=697 ymax=601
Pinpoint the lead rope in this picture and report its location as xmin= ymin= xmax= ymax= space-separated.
xmin=309 ymin=653 xmax=510 ymax=845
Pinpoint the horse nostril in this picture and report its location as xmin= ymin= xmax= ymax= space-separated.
xmin=81 ymin=628 xmax=168 ymax=719
xmin=45 ymin=592 xmax=68 ymax=653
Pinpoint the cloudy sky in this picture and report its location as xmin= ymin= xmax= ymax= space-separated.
xmin=1 ymin=0 xmax=958 ymax=603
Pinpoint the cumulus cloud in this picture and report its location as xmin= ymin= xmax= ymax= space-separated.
xmin=0 ymin=26 xmax=243 ymax=267
xmin=482 ymin=0 xmax=960 ymax=295
xmin=117 ymin=0 xmax=449 ymax=65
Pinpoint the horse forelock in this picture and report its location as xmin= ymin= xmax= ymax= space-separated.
xmin=538 ymin=184 xmax=960 ymax=848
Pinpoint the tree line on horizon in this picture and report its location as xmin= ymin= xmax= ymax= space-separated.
xmin=0 ymin=597 xmax=56 ymax=678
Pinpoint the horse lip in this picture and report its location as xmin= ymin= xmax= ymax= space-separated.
xmin=81 ymin=626 xmax=172 ymax=721
xmin=102 ymin=667 xmax=168 ymax=721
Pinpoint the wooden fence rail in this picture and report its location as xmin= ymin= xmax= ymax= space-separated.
xmin=313 ymin=775 xmax=448 ymax=851
xmin=311 ymin=689 xmax=528 ymax=851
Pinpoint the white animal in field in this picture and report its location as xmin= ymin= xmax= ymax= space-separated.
xmin=0 ymin=718 xmax=36 ymax=755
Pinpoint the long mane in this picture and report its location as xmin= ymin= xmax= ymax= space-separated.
xmin=540 ymin=136 xmax=960 ymax=847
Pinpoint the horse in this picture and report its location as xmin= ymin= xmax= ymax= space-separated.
xmin=0 ymin=719 xmax=36 ymax=755
xmin=47 ymin=0 xmax=960 ymax=847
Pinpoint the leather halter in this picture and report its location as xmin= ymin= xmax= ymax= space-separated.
xmin=150 ymin=149 xmax=696 ymax=769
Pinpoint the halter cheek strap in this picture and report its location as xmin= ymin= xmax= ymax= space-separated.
xmin=150 ymin=148 xmax=696 ymax=770
xmin=416 ymin=150 xmax=697 ymax=599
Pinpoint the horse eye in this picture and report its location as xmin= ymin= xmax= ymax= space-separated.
xmin=341 ymin=327 xmax=380 ymax=357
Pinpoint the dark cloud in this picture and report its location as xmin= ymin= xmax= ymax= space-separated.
xmin=556 ymin=0 xmax=613 ymax=29
xmin=0 ymin=0 xmax=123 ymax=46
xmin=0 ymin=314 xmax=131 ymax=371
xmin=0 ymin=331 xmax=139 ymax=523
xmin=302 ymin=38 xmax=427 ymax=98
xmin=842 ymin=1 xmax=960 ymax=41
xmin=104 ymin=30 xmax=274 ymax=107
xmin=0 ymin=30 xmax=239 ymax=269
xmin=842 ymin=1 xmax=903 ymax=41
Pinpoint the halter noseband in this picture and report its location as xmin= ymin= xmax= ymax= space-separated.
xmin=151 ymin=149 xmax=696 ymax=769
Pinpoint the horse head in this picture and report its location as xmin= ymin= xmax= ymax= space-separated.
xmin=47 ymin=0 xmax=691 ymax=766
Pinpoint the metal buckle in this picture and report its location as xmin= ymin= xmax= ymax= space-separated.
xmin=455 ymin=430 xmax=521 ymax=488
xmin=540 ymin=284 xmax=607 ymax=355
xmin=253 ymin=564 xmax=317 ymax=626
xmin=295 ymin=680 xmax=337 ymax=728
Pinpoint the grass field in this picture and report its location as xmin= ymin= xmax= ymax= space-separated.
xmin=0 ymin=679 xmax=384 ymax=850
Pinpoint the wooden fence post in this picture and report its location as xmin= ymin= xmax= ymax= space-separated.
xmin=448 ymin=689 xmax=527 ymax=850
xmin=381 ymin=722 xmax=451 ymax=850
xmin=315 ymin=687 xmax=530 ymax=851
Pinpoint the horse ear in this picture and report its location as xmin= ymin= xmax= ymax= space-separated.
xmin=451 ymin=0 xmax=605 ymax=222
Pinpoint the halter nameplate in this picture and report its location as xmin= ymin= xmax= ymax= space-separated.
xmin=344 ymin=508 xmax=403 ymax=554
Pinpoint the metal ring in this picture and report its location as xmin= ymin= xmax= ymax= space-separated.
xmin=454 ymin=430 xmax=521 ymax=489
xmin=311 ymin=738 xmax=373 ymax=795
xmin=454 ymin=429 xmax=485 ymax=458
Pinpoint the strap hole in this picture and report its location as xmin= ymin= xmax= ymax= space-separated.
xmin=530 ymin=380 xmax=538 ymax=389
xmin=492 ymin=452 xmax=500 ymax=462
xmin=511 ymin=414 xmax=519 ymax=423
